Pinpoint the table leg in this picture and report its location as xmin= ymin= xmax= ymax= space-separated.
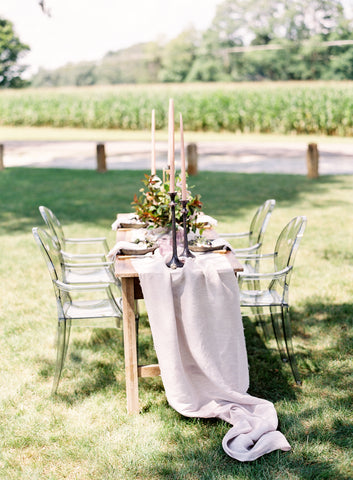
xmin=121 ymin=277 xmax=139 ymax=413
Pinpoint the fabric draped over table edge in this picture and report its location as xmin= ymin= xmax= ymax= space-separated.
xmin=132 ymin=253 xmax=291 ymax=462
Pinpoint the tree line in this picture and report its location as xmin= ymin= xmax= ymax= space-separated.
xmin=1 ymin=0 xmax=353 ymax=88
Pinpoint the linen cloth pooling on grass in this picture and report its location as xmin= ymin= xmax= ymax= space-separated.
xmin=132 ymin=253 xmax=291 ymax=462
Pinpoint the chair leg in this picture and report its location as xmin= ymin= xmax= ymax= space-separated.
xmin=52 ymin=319 xmax=71 ymax=394
xmin=270 ymin=306 xmax=288 ymax=363
xmin=281 ymin=306 xmax=302 ymax=385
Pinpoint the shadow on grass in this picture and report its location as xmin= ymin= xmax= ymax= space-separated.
xmin=137 ymin=320 xmax=352 ymax=480
xmin=33 ymin=299 xmax=351 ymax=478
xmin=291 ymin=301 xmax=353 ymax=382
xmin=37 ymin=328 xmax=126 ymax=404
xmin=0 ymin=167 xmax=348 ymax=234
xmin=242 ymin=315 xmax=298 ymax=402
xmin=125 ymin=406 xmax=352 ymax=480
xmin=132 ymin=443 xmax=352 ymax=480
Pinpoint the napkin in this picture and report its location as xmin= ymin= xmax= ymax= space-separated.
xmin=107 ymin=241 xmax=152 ymax=259
xmin=196 ymin=213 xmax=218 ymax=226
xmin=133 ymin=254 xmax=291 ymax=462
xmin=111 ymin=213 xmax=143 ymax=230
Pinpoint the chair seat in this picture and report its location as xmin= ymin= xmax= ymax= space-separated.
xmin=239 ymin=289 xmax=285 ymax=307
xmin=63 ymin=299 xmax=121 ymax=319
xmin=65 ymin=267 xmax=116 ymax=284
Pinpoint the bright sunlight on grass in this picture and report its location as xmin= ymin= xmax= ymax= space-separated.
xmin=0 ymin=167 xmax=352 ymax=479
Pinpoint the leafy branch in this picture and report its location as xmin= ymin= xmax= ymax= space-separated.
xmin=132 ymin=174 xmax=203 ymax=232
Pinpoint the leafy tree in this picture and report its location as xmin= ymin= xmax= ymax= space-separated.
xmin=186 ymin=57 xmax=230 ymax=82
xmin=31 ymin=61 xmax=98 ymax=87
xmin=143 ymin=41 xmax=163 ymax=83
xmin=31 ymin=0 xmax=353 ymax=84
xmin=0 ymin=17 xmax=29 ymax=87
xmin=204 ymin=0 xmax=352 ymax=81
xmin=159 ymin=27 xmax=199 ymax=82
xmin=280 ymin=0 xmax=346 ymax=41
xmin=209 ymin=0 xmax=347 ymax=44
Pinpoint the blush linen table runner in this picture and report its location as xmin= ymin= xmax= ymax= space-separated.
xmin=132 ymin=252 xmax=291 ymax=462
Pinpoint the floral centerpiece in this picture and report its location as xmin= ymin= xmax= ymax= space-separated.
xmin=132 ymin=173 xmax=203 ymax=233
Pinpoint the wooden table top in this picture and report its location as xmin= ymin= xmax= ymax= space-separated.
xmin=115 ymin=248 xmax=243 ymax=278
xmin=113 ymin=214 xmax=243 ymax=279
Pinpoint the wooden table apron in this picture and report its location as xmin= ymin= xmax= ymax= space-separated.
xmin=114 ymin=226 xmax=243 ymax=414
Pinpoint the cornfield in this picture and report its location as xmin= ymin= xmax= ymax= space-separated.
xmin=0 ymin=81 xmax=353 ymax=136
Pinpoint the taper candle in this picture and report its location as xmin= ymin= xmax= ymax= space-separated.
xmin=168 ymin=99 xmax=175 ymax=193
xmin=151 ymin=109 xmax=156 ymax=175
xmin=180 ymin=113 xmax=187 ymax=201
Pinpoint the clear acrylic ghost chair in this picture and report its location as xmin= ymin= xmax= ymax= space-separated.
xmin=220 ymin=199 xmax=276 ymax=273
xmin=39 ymin=205 xmax=109 ymax=262
xmin=33 ymin=226 xmax=120 ymax=292
xmin=237 ymin=216 xmax=307 ymax=385
xmin=32 ymin=226 xmax=123 ymax=394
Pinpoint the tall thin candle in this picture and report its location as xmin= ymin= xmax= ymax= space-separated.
xmin=168 ymin=99 xmax=175 ymax=192
xmin=151 ymin=109 xmax=156 ymax=175
xmin=180 ymin=113 xmax=187 ymax=201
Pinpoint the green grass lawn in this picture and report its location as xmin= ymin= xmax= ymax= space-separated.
xmin=0 ymin=167 xmax=352 ymax=479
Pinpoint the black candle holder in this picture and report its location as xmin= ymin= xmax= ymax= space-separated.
xmin=166 ymin=192 xmax=184 ymax=269
xmin=181 ymin=200 xmax=195 ymax=258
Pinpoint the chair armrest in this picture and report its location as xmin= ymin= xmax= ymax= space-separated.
xmin=61 ymin=251 xmax=107 ymax=261
xmin=219 ymin=231 xmax=250 ymax=238
xmin=238 ymin=265 xmax=292 ymax=281
xmin=235 ymin=252 xmax=276 ymax=259
xmin=65 ymin=237 xmax=109 ymax=253
xmin=232 ymin=243 xmax=261 ymax=253
xmin=64 ymin=261 xmax=113 ymax=268
xmin=64 ymin=237 xmax=107 ymax=244
xmin=54 ymin=279 xmax=111 ymax=291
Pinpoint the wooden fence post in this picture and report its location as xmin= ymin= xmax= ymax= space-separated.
xmin=96 ymin=143 xmax=107 ymax=172
xmin=187 ymin=143 xmax=198 ymax=176
xmin=0 ymin=144 xmax=4 ymax=170
xmin=306 ymin=143 xmax=319 ymax=179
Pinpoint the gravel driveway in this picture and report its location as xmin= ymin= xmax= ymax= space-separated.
xmin=2 ymin=140 xmax=353 ymax=174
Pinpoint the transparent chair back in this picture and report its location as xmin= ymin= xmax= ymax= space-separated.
xmin=242 ymin=199 xmax=276 ymax=272
xmin=238 ymin=216 xmax=307 ymax=384
xmin=270 ymin=215 xmax=307 ymax=305
xmin=248 ymin=199 xmax=276 ymax=249
xmin=32 ymin=225 xmax=63 ymax=284
xmin=32 ymin=226 xmax=122 ymax=394
xmin=39 ymin=206 xmax=66 ymax=249
xmin=39 ymin=205 xmax=109 ymax=257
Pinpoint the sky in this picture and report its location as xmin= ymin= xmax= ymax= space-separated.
xmin=0 ymin=0 xmax=223 ymax=76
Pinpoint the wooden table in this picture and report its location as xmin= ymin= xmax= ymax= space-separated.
xmin=114 ymin=224 xmax=244 ymax=414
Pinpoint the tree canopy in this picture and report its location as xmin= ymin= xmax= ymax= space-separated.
xmin=0 ymin=17 xmax=29 ymax=88
xmin=31 ymin=0 xmax=353 ymax=86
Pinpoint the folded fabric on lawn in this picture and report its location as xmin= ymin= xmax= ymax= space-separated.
xmin=132 ymin=253 xmax=290 ymax=461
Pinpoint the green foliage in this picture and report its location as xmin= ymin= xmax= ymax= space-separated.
xmin=29 ymin=0 xmax=353 ymax=86
xmin=159 ymin=28 xmax=199 ymax=82
xmin=132 ymin=173 xmax=203 ymax=232
xmin=0 ymin=17 xmax=29 ymax=88
xmin=1 ymin=82 xmax=353 ymax=136
xmin=209 ymin=0 xmax=347 ymax=44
